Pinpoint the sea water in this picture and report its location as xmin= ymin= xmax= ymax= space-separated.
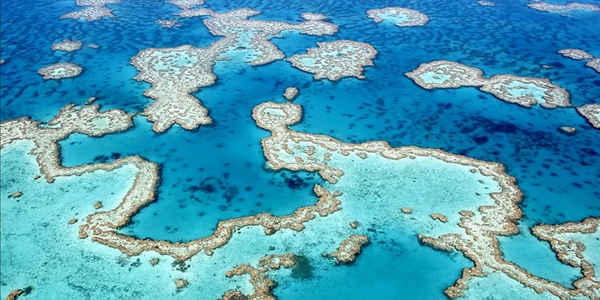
xmin=2 ymin=0 xmax=599 ymax=299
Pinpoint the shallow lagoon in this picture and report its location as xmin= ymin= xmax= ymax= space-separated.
xmin=2 ymin=0 xmax=600 ymax=299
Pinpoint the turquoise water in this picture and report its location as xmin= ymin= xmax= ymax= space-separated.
xmin=2 ymin=0 xmax=600 ymax=299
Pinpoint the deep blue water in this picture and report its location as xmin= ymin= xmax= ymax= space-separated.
xmin=1 ymin=0 xmax=599 ymax=298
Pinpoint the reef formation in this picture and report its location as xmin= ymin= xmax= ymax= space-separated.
xmin=51 ymin=39 xmax=83 ymax=52
xmin=577 ymin=104 xmax=600 ymax=129
xmin=287 ymin=40 xmax=378 ymax=81
xmin=1 ymin=87 xmax=599 ymax=299
xmin=558 ymin=48 xmax=600 ymax=74
xmin=38 ymin=62 xmax=84 ymax=80
xmin=527 ymin=1 xmax=600 ymax=12
xmin=60 ymin=0 xmax=120 ymax=21
xmin=131 ymin=7 xmax=338 ymax=132
xmin=406 ymin=60 xmax=571 ymax=108
xmin=366 ymin=7 xmax=429 ymax=27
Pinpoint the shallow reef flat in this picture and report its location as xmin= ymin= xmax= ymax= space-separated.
xmin=366 ymin=7 xmax=429 ymax=27
xmin=577 ymin=104 xmax=600 ymax=129
xmin=527 ymin=1 xmax=600 ymax=13
xmin=38 ymin=62 xmax=84 ymax=80
xmin=406 ymin=60 xmax=571 ymax=108
xmin=1 ymin=0 xmax=600 ymax=298
xmin=3 ymin=98 xmax=597 ymax=299
xmin=60 ymin=0 xmax=120 ymax=21
xmin=131 ymin=7 xmax=338 ymax=133
xmin=253 ymin=99 xmax=599 ymax=299
xmin=287 ymin=40 xmax=378 ymax=81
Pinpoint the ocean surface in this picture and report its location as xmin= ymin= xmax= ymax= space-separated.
xmin=1 ymin=0 xmax=599 ymax=299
